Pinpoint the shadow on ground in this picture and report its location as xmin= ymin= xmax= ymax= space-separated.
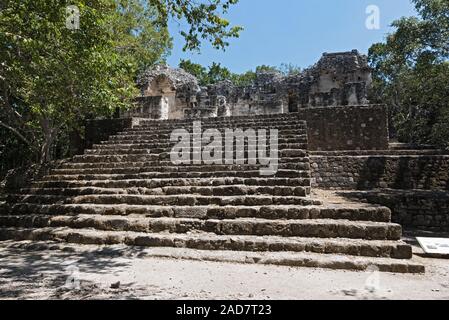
xmin=0 ymin=241 xmax=153 ymax=299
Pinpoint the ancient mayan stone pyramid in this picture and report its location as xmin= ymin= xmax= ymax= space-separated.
xmin=0 ymin=114 xmax=424 ymax=273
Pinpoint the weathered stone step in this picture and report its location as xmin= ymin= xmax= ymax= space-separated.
xmin=70 ymin=155 xmax=311 ymax=166
xmin=0 ymin=217 xmax=411 ymax=259
xmin=42 ymin=169 xmax=311 ymax=181
xmin=50 ymin=163 xmax=310 ymax=175
xmin=136 ymin=116 xmax=307 ymax=124
xmin=0 ymin=203 xmax=391 ymax=223
xmin=0 ymin=214 xmax=400 ymax=240
xmin=135 ymin=116 xmax=306 ymax=128
xmin=311 ymin=150 xmax=449 ymax=156
xmin=32 ymin=177 xmax=312 ymax=189
xmin=107 ymin=134 xmax=308 ymax=143
xmin=60 ymin=158 xmax=310 ymax=169
xmin=119 ymin=125 xmax=307 ymax=132
xmin=72 ymin=150 xmax=308 ymax=163
xmin=92 ymin=141 xmax=307 ymax=149
xmin=21 ymin=185 xmax=311 ymax=197
xmin=100 ymin=137 xmax=306 ymax=145
xmin=88 ymin=143 xmax=308 ymax=153
xmin=111 ymin=130 xmax=307 ymax=140
xmin=7 ymin=194 xmax=320 ymax=207
xmin=84 ymin=145 xmax=307 ymax=156
xmin=10 ymin=215 xmax=401 ymax=242
xmin=72 ymin=154 xmax=161 ymax=163
xmin=137 ymin=117 xmax=307 ymax=126
xmin=134 ymin=122 xmax=307 ymax=130
xmin=92 ymin=142 xmax=307 ymax=150
xmin=4 ymin=237 xmax=423 ymax=273
xmin=136 ymin=120 xmax=307 ymax=127
xmin=125 ymin=130 xmax=307 ymax=137
xmin=124 ymin=126 xmax=308 ymax=134
xmin=8 ymin=235 xmax=426 ymax=273
xmin=85 ymin=148 xmax=154 ymax=155
xmin=130 ymin=247 xmax=424 ymax=273
xmin=134 ymin=122 xmax=306 ymax=129
xmin=137 ymin=117 xmax=308 ymax=127
xmin=162 ymin=150 xmax=308 ymax=161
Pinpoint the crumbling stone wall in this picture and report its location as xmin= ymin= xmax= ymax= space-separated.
xmin=132 ymin=50 xmax=372 ymax=120
xmin=311 ymin=154 xmax=449 ymax=190
xmin=124 ymin=96 xmax=162 ymax=119
xmin=126 ymin=65 xmax=201 ymax=120
xmin=299 ymin=105 xmax=388 ymax=151
xmin=79 ymin=105 xmax=388 ymax=153
xmin=339 ymin=190 xmax=449 ymax=232
xmin=194 ymin=50 xmax=372 ymax=117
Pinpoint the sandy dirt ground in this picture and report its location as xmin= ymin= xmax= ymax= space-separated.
xmin=0 ymin=240 xmax=448 ymax=300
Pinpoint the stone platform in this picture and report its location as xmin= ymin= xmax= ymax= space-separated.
xmin=0 ymin=114 xmax=424 ymax=273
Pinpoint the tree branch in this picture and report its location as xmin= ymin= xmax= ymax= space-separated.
xmin=0 ymin=120 xmax=33 ymax=148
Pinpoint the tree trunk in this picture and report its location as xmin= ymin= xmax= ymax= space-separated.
xmin=39 ymin=118 xmax=57 ymax=164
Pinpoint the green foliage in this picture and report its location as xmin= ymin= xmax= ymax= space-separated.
xmin=179 ymin=59 xmax=208 ymax=84
xmin=0 ymin=0 xmax=141 ymax=163
xmin=206 ymin=62 xmax=233 ymax=84
xmin=231 ymin=70 xmax=256 ymax=86
xmin=0 ymin=0 xmax=241 ymax=168
xmin=179 ymin=60 xmax=302 ymax=86
xmin=368 ymin=0 xmax=449 ymax=148
xmin=255 ymin=65 xmax=278 ymax=73
xmin=279 ymin=63 xmax=301 ymax=76
xmin=112 ymin=0 xmax=172 ymax=74
xmin=149 ymin=0 xmax=243 ymax=51
xmin=179 ymin=60 xmax=234 ymax=86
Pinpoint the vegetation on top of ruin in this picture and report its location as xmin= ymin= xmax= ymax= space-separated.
xmin=179 ymin=59 xmax=302 ymax=86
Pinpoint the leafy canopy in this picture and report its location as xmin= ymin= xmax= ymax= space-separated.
xmin=0 ymin=0 xmax=242 ymax=166
xmin=368 ymin=0 xmax=449 ymax=147
xmin=179 ymin=60 xmax=301 ymax=86
xmin=149 ymin=0 xmax=243 ymax=51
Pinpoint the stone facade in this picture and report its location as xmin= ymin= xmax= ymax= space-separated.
xmin=297 ymin=105 xmax=388 ymax=151
xmin=311 ymin=153 xmax=449 ymax=190
xmin=80 ymin=104 xmax=389 ymax=153
xmin=338 ymin=190 xmax=449 ymax=232
xmin=123 ymin=65 xmax=201 ymax=120
xmin=126 ymin=50 xmax=372 ymax=120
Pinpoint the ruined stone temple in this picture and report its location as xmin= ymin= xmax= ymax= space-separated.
xmin=126 ymin=50 xmax=372 ymax=120
xmin=2 ymin=49 xmax=449 ymax=274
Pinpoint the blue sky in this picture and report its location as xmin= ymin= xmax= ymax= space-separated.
xmin=167 ymin=0 xmax=417 ymax=73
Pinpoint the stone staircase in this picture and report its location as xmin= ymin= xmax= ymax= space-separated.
xmin=0 ymin=114 xmax=424 ymax=273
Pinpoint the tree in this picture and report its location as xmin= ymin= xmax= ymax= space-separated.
xmin=179 ymin=61 xmax=300 ymax=86
xmin=279 ymin=63 xmax=301 ymax=76
xmin=0 ymin=0 xmax=242 ymax=165
xmin=255 ymin=65 xmax=279 ymax=74
xmin=231 ymin=70 xmax=256 ymax=86
xmin=179 ymin=59 xmax=208 ymax=85
xmin=149 ymin=0 xmax=243 ymax=51
xmin=206 ymin=62 xmax=233 ymax=84
xmin=368 ymin=0 xmax=449 ymax=147
xmin=179 ymin=60 xmax=233 ymax=85
xmin=1 ymin=0 xmax=136 ymax=163
xmin=112 ymin=0 xmax=172 ymax=74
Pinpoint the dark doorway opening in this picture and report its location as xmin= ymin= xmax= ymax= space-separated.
xmin=288 ymin=95 xmax=299 ymax=113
